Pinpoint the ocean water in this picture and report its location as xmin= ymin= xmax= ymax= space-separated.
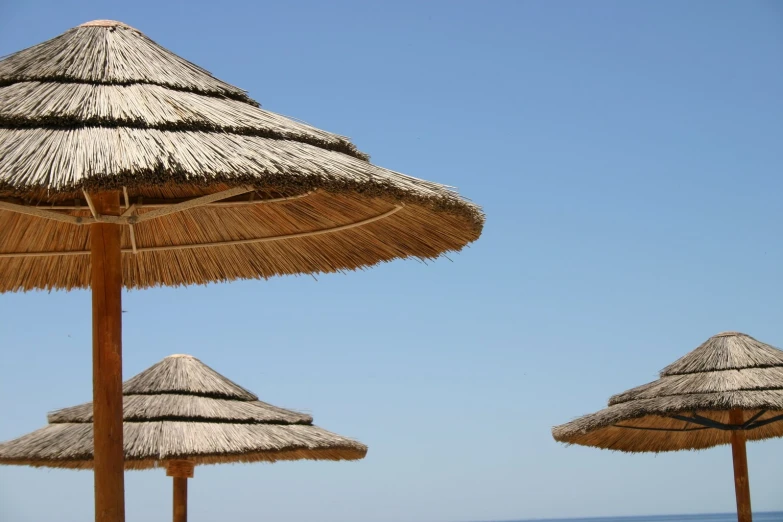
xmin=489 ymin=513 xmax=783 ymax=522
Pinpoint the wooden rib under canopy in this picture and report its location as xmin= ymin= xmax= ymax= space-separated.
xmin=551 ymin=331 xmax=783 ymax=522
xmin=0 ymin=19 xmax=483 ymax=522
xmin=0 ymin=186 xmax=404 ymax=258
xmin=0 ymin=354 xmax=367 ymax=522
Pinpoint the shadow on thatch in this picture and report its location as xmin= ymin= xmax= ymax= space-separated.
xmin=0 ymin=354 xmax=367 ymax=470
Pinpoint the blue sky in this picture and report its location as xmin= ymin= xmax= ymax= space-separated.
xmin=0 ymin=1 xmax=782 ymax=521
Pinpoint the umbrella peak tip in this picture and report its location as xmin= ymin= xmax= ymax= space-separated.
xmin=79 ymin=20 xmax=134 ymax=29
xmin=714 ymin=331 xmax=746 ymax=338
xmin=166 ymin=354 xmax=195 ymax=359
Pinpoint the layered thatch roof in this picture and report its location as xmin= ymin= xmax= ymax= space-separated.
xmin=0 ymin=354 xmax=367 ymax=469
xmin=0 ymin=20 xmax=484 ymax=292
xmin=552 ymin=332 xmax=783 ymax=452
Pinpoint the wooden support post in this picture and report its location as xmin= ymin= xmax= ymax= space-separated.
xmin=729 ymin=410 xmax=752 ymax=522
xmin=90 ymin=191 xmax=125 ymax=522
xmin=173 ymin=477 xmax=187 ymax=522
xmin=167 ymin=461 xmax=195 ymax=522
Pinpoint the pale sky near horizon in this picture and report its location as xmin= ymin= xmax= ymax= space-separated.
xmin=0 ymin=1 xmax=782 ymax=522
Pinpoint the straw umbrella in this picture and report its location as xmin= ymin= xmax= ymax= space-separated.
xmin=0 ymin=354 xmax=367 ymax=522
xmin=0 ymin=20 xmax=483 ymax=522
xmin=552 ymin=332 xmax=783 ymax=522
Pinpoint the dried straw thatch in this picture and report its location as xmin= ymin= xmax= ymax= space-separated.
xmin=0 ymin=20 xmax=484 ymax=292
xmin=552 ymin=332 xmax=783 ymax=452
xmin=0 ymin=354 xmax=367 ymax=470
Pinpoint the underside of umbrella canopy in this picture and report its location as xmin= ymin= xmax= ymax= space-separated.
xmin=0 ymin=354 xmax=367 ymax=469
xmin=552 ymin=332 xmax=783 ymax=452
xmin=0 ymin=20 xmax=484 ymax=293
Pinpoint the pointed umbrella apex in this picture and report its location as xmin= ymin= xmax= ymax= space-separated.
xmin=714 ymin=331 xmax=746 ymax=338
xmin=79 ymin=20 xmax=135 ymax=29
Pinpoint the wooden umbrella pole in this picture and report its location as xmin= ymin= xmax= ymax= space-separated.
xmin=173 ymin=477 xmax=187 ymax=522
xmin=90 ymin=192 xmax=125 ymax=522
xmin=167 ymin=461 xmax=195 ymax=522
xmin=729 ymin=410 xmax=752 ymax=522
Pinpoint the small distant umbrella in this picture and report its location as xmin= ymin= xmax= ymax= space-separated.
xmin=552 ymin=332 xmax=783 ymax=522
xmin=0 ymin=354 xmax=367 ymax=522
xmin=0 ymin=20 xmax=483 ymax=522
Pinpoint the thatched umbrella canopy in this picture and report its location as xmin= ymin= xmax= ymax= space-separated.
xmin=0 ymin=20 xmax=482 ymax=522
xmin=552 ymin=332 xmax=783 ymax=522
xmin=0 ymin=20 xmax=483 ymax=288
xmin=0 ymin=354 xmax=367 ymax=522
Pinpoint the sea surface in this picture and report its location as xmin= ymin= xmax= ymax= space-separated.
xmin=484 ymin=513 xmax=783 ymax=522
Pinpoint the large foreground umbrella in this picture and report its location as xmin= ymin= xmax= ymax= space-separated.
xmin=0 ymin=20 xmax=483 ymax=522
xmin=0 ymin=354 xmax=367 ymax=522
xmin=552 ymin=332 xmax=783 ymax=522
